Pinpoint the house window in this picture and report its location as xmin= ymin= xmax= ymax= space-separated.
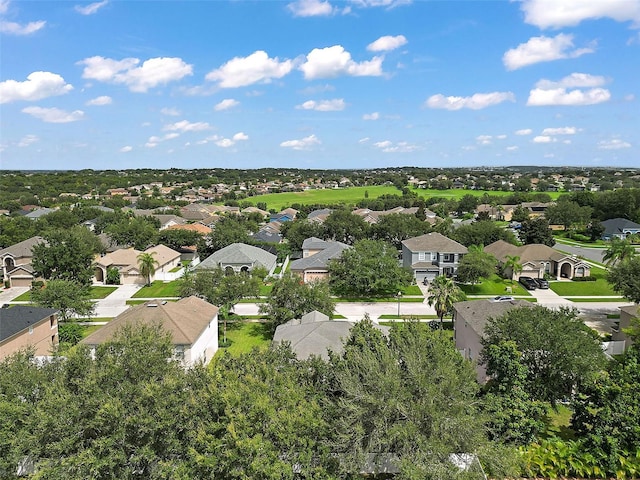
xmin=431 ymin=252 xmax=437 ymax=261
xmin=418 ymin=252 xmax=425 ymax=261
xmin=443 ymin=254 xmax=454 ymax=262
xmin=174 ymin=346 xmax=185 ymax=361
xmin=50 ymin=317 xmax=55 ymax=329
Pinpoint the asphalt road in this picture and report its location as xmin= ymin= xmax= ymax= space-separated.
xmin=554 ymin=242 xmax=606 ymax=263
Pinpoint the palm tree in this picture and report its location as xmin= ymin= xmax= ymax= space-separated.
xmin=137 ymin=251 xmax=159 ymax=286
xmin=603 ymin=237 xmax=637 ymax=266
xmin=504 ymin=255 xmax=523 ymax=284
xmin=427 ymin=275 xmax=466 ymax=327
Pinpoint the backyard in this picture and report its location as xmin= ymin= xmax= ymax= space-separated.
xmin=216 ymin=319 xmax=271 ymax=356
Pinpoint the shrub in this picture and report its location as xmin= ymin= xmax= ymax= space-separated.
xmin=572 ymin=276 xmax=597 ymax=282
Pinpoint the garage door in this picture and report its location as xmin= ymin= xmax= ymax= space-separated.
xmin=10 ymin=277 xmax=33 ymax=287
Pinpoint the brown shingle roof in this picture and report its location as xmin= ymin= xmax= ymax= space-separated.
xmin=402 ymin=232 xmax=467 ymax=254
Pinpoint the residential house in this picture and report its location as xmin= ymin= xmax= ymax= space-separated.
xmin=307 ymin=208 xmax=333 ymax=224
xmin=484 ymin=240 xmax=591 ymax=280
xmin=24 ymin=207 xmax=56 ymax=220
xmin=270 ymin=207 xmax=298 ymax=223
xmin=81 ymin=297 xmax=219 ymax=367
xmin=520 ymin=202 xmax=552 ymax=219
xmin=273 ymin=310 xmax=389 ymax=361
xmin=94 ymin=244 xmax=182 ymax=284
xmin=197 ymin=243 xmax=277 ymax=275
xmin=601 ymin=218 xmax=640 ymax=240
xmin=0 ymin=236 xmax=44 ymax=287
xmin=289 ymin=237 xmax=349 ymax=283
xmin=453 ymin=299 xmax=533 ymax=382
xmin=153 ymin=214 xmax=187 ymax=230
xmin=353 ymin=206 xmax=420 ymax=225
xmin=401 ymin=232 xmax=467 ymax=283
xmin=0 ymin=306 xmax=59 ymax=360
xmin=241 ymin=206 xmax=269 ymax=218
xmin=474 ymin=204 xmax=515 ymax=221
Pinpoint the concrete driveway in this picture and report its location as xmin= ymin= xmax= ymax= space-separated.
xmin=92 ymin=284 xmax=142 ymax=318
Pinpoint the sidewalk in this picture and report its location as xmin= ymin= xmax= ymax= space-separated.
xmin=0 ymin=286 xmax=29 ymax=306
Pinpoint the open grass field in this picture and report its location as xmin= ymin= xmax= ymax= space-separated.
xmin=217 ymin=321 xmax=271 ymax=356
xmin=240 ymin=185 xmax=562 ymax=211
xmin=131 ymin=281 xmax=182 ymax=298
xmin=458 ymin=274 xmax=531 ymax=296
xmin=549 ymin=266 xmax=618 ymax=296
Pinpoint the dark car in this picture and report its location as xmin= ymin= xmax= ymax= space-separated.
xmin=518 ymin=276 xmax=538 ymax=290
xmin=534 ymin=278 xmax=549 ymax=289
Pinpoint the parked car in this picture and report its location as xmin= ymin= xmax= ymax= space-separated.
xmin=491 ymin=295 xmax=514 ymax=302
xmin=534 ymin=278 xmax=549 ymax=289
xmin=518 ymin=276 xmax=538 ymax=290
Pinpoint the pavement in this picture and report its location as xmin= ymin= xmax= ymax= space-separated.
xmin=92 ymin=284 xmax=143 ymax=318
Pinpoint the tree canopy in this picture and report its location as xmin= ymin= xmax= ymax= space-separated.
xmin=606 ymin=256 xmax=640 ymax=303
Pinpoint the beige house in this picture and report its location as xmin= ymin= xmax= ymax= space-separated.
xmin=0 ymin=236 xmax=44 ymax=287
xmin=81 ymin=296 xmax=219 ymax=367
xmin=289 ymin=237 xmax=349 ymax=284
xmin=612 ymin=304 xmax=639 ymax=349
xmin=453 ymin=299 xmax=533 ymax=382
xmin=0 ymin=306 xmax=59 ymax=360
xmin=485 ymin=240 xmax=591 ymax=280
xmin=94 ymin=244 xmax=182 ymax=284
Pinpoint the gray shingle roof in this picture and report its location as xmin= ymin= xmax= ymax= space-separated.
xmin=290 ymin=241 xmax=349 ymax=271
xmin=453 ymin=299 xmax=533 ymax=336
xmin=197 ymin=243 xmax=277 ymax=271
xmin=0 ymin=306 xmax=58 ymax=343
xmin=402 ymin=232 xmax=467 ymax=254
xmin=0 ymin=236 xmax=45 ymax=258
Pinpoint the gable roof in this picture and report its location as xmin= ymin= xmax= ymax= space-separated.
xmin=146 ymin=244 xmax=181 ymax=266
xmin=290 ymin=241 xmax=350 ymax=271
xmin=453 ymin=299 xmax=533 ymax=337
xmin=484 ymin=240 xmax=579 ymax=265
xmin=197 ymin=243 xmax=277 ymax=271
xmin=273 ymin=311 xmax=390 ymax=360
xmin=0 ymin=236 xmax=45 ymax=259
xmin=0 ymin=306 xmax=58 ymax=343
xmin=602 ymin=218 xmax=640 ymax=235
xmin=81 ymin=296 xmax=218 ymax=346
xmin=402 ymin=232 xmax=467 ymax=254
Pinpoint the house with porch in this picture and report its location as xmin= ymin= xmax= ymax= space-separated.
xmin=401 ymin=232 xmax=467 ymax=284
xmin=0 ymin=236 xmax=45 ymax=287
xmin=289 ymin=237 xmax=350 ymax=284
xmin=94 ymin=244 xmax=182 ymax=284
xmin=196 ymin=243 xmax=277 ymax=275
xmin=484 ymin=240 xmax=591 ymax=280
xmin=601 ymin=218 xmax=640 ymax=240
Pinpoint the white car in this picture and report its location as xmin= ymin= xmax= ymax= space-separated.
xmin=491 ymin=295 xmax=514 ymax=302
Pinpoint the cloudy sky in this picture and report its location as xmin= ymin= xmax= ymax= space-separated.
xmin=1 ymin=0 xmax=638 ymax=170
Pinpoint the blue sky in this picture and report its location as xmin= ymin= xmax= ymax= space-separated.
xmin=1 ymin=0 xmax=638 ymax=171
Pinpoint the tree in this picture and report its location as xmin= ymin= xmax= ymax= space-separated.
xmin=328 ymin=319 xmax=514 ymax=478
xmin=545 ymin=200 xmax=593 ymax=230
xmin=511 ymin=205 xmax=530 ymax=223
xmin=427 ymin=275 xmax=466 ymax=325
xmin=137 ymin=251 xmax=159 ymax=286
xmin=481 ymin=305 xmax=607 ymax=404
xmin=280 ymin=219 xmax=324 ymax=252
xmin=602 ymin=237 xmax=636 ymax=266
xmin=607 ymin=256 xmax=640 ymax=303
xmin=457 ymin=194 xmax=478 ymax=215
xmin=372 ymin=213 xmax=430 ymax=249
xmin=104 ymin=214 xmax=159 ymax=250
xmin=586 ymin=220 xmax=605 ymax=241
xmin=157 ymin=228 xmax=203 ymax=252
xmin=481 ymin=341 xmax=547 ymax=445
xmin=503 ymin=254 xmax=523 ymax=283
xmin=197 ymin=216 xmax=256 ymax=258
xmin=31 ymin=279 xmax=95 ymax=322
xmin=456 ymin=245 xmax=497 ymax=285
xmin=519 ymin=217 xmax=555 ymax=246
xmin=259 ymin=273 xmax=335 ymax=332
xmin=328 ymin=239 xmax=411 ymax=297
xmin=31 ymin=226 xmax=99 ymax=286
xmin=452 ymin=220 xmax=517 ymax=247
xmin=322 ymin=209 xmax=369 ymax=245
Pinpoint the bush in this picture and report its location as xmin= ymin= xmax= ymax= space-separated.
xmin=572 ymin=276 xmax=597 ymax=282
xmin=31 ymin=280 xmax=44 ymax=289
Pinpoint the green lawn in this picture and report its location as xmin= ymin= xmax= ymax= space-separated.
xmin=10 ymin=285 xmax=117 ymax=301
xmin=541 ymin=404 xmax=575 ymax=441
xmin=217 ymin=321 xmax=272 ymax=356
xmin=401 ymin=285 xmax=423 ymax=296
xmin=413 ymin=188 xmax=562 ymax=201
xmin=549 ymin=267 xmax=617 ymax=296
xmin=335 ymin=296 xmax=424 ymax=303
xmin=458 ymin=274 xmax=531 ymax=296
xmin=259 ymin=284 xmax=273 ymax=296
xmin=131 ymin=281 xmax=182 ymax=298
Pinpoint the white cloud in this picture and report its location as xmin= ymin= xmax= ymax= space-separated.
xmin=22 ymin=106 xmax=84 ymax=123
xmin=503 ymin=34 xmax=594 ymax=70
xmin=161 ymin=107 xmax=180 ymax=116
xmin=163 ymin=120 xmax=211 ymax=132
xmin=214 ymin=98 xmax=240 ymax=111
xmin=79 ymin=56 xmax=193 ymax=92
xmin=287 ymin=0 xmax=336 ymax=17
xmin=527 ymin=87 xmax=610 ymax=106
xmin=528 ymin=72 xmax=611 ymax=106
xmin=521 ymin=0 xmax=640 ymax=29
xmin=85 ymin=95 xmax=112 ymax=106
xmin=215 ymin=138 xmax=234 ymax=148
xmin=373 ymin=140 xmax=420 ymax=153
xmin=296 ymin=98 xmax=345 ymax=111
xmin=0 ymin=72 xmax=73 ymax=103
xmin=496 ymin=134 xmax=507 ymax=140
xmin=0 ymin=1 xmax=8 ymax=14
xmin=280 ymin=134 xmax=321 ymax=150
xmin=426 ymin=91 xmax=515 ymax=110
xmin=598 ymin=138 xmax=631 ymax=150
xmin=533 ymin=135 xmax=556 ymax=143
xmin=367 ymin=34 xmax=407 ymax=52
xmin=359 ymin=137 xmax=370 ymax=143
xmin=75 ymin=0 xmax=108 ymax=15
xmin=233 ymin=132 xmax=249 ymax=141
xmin=299 ymin=45 xmax=383 ymax=79
xmin=476 ymin=135 xmax=493 ymax=145
xmin=120 ymin=145 xmax=133 ymax=153
xmin=0 ymin=19 xmax=45 ymax=35
xmin=506 ymin=146 xmax=519 ymax=151
xmin=515 ymin=128 xmax=533 ymax=136
xmin=18 ymin=134 xmax=38 ymax=147
xmin=350 ymin=0 xmax=412 ymax=8
xmin=541 ymin=126 xmax=579 ymax=135
xmin=206 ymin=51 xmax=293 ymax=88
xmin=363 ymin=112 xmax=380 ymax=120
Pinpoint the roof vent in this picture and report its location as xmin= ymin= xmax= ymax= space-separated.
xmin=147 ymin=303 xmax=158 ymax=307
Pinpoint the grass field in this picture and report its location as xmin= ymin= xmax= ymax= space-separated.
xmin=10 ymin=285 xmax=117 ymax=302
xmin=459 ymin=274 xmax=531 ymax=296
xmin=131 ymin=281 xmax=182 ymax=298
xmin=240 ymin=185 xmax=562 ymax=211
xmin=549 ymin=266 xmax=617 ymax=296
xmin=217 ymin=321 xmax=271 ymax=356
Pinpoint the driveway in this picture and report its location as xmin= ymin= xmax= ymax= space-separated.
xmin=0 ymin=286 xmax=29 ymax=306
xmin=92 ymin=284 xmax=142 ymax=318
